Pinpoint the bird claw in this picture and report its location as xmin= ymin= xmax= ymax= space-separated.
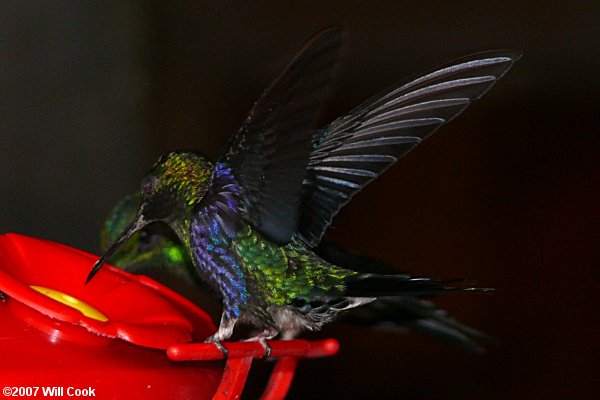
xmin=259 ymin=339 xmax=272 ymax=360
xmin=244 ymin=337 xmax=272 ymax=360
xmin=213 ymin=340 xmax=229 ymax=361
xmin=243 ymin=329 xmax=278 ymax=360
xmin=0 ymin=291 xmax=5 ymax=302
xmin=203 ymin=315 xmax=237 ymax=360
xmin=205 ymin=336 xmax=229 ymax=361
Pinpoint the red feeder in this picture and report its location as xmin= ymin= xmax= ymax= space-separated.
xmin=0 ymin=234 xmax=339 ymax=399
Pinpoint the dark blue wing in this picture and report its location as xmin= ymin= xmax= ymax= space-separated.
xmin=220 ymin=27 xmax=345 ymax=245
xmin=298 ymin=51 xmax=521 ymax=246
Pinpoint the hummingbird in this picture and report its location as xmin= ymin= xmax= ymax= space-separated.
xmin=100 ymin=193 xmax=490 ymax=351
xmin=87 ymin=27 xmax=519 ymax=348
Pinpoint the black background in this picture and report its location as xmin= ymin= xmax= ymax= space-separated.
xmin=1 ymin=2 xmax=598 ymax=399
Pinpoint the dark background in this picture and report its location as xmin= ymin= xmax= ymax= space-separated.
xmin=1 ymin=2 xmax=598 ymax=399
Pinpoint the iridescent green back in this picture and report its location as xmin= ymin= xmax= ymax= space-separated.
xmin=232 ymin=225 xmax=355 ymax=305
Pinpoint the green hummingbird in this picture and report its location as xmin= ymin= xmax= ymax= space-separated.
xmin=100 ymin=193 xmax=490 ymax=351
xmin=87 ymin=27 xmax=519 ymax=347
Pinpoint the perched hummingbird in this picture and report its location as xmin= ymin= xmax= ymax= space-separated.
xmin=100 ymin=193 xmax=490 ymax=351
xmin=88 ymin=27 xmax=519 ymax=347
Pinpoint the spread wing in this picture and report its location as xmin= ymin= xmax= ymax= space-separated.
xmin=219 ymin=27 xmax=345 ymax=245
xmin=298 ymin=50 xmax=521 ymax=246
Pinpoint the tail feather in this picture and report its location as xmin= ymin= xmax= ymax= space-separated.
xmin=405 ymin=319 xmax=489 ymax=353
xmin=343 ymin=296 xmax=492 ymax=353
xmin=344 ymin=273 xmax=490 ymax=298
xmin=316 ymin=241 xmax=492 ymax=351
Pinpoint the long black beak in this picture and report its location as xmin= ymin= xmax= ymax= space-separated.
xmin=86 ymin=214 xmax=148 ymax=284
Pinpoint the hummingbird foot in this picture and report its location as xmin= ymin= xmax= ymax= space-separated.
xmin=206 ymin=315 xmax=238 ymax=342
xmin=0 ymin=291 xmax=5 ymax=302
xmin=212 ymin=340 xmax=229 ymax=361
xmin=243 ymin=328 xmax=279 ymax=360
xmin=204 ymin=315 xmax=238 ymax=360
xmin=204 ymin=335 xmax=229 ymax=361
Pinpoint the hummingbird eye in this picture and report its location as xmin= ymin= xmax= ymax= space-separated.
xmin=141 ymin=176 xmax=156 ymax=197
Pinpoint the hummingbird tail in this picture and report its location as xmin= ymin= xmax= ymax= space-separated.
xmin=341 ymin=273 xmax=492 ymax=352
xmin=344 ymin=273 xmax=490 ymax=298
xmin=316 ymin=241 xmax=493 ymax=297
xmin=315 ymin=242 xmax=492 ymax=351
xmin=342 ymin=296 xmax=492 ymax=352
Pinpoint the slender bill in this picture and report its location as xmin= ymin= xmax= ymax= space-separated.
xmin=86 ymin=214 xmax=148 ymax=283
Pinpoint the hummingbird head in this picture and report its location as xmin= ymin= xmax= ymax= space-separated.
xmin=140 ymin=151 xmax=213 ymax=221
xmin=87 ymin=151 xmax=213 ymax=283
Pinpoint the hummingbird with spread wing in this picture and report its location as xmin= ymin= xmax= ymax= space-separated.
xmin=99 ymin=194 xmax=490 ymax=352
xmin=87 ymin=27 xmax=519 ymax=349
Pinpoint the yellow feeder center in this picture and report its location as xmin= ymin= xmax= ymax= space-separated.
xmin=30 ymin=285 xmax=108 ymax=322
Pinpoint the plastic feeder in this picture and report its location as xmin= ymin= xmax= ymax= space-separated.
xmin=0 ymin=233 xmax=339 ymax=399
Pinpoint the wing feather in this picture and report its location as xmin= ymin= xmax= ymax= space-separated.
xmin=220 ymin=27 xmax=345 ymax=244
xmin=299 ymin=50 xmax=521 ymax=246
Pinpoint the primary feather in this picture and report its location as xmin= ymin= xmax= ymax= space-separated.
xmin=299 ymin=51 xmax=520 ymax=246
